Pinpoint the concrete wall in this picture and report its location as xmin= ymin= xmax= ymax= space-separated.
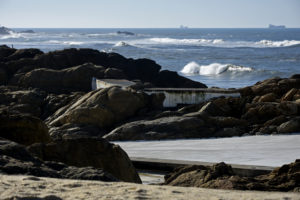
xmin=145 ymin=89 xmax=240 ymax=107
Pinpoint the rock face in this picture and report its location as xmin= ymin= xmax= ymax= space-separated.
xmin=0 ymin=138 xmax=118 ymax=182
xmin=104 ymin=105 xmax=247 ymax=141
xmin=0 ymin=86 xmax=46 ymax=117
xmin=19 ymin=63 xmax=106 ymax=93
xmin=28 ymin=137 xmax=141 ymax=183
xmin=0 ymin=114 xmax=50 ymax=146
xmin=48 ymin=87 xmax=152 ymax=130
xmin=164 ymin=160 xmax=300 ymax=192
xmin=104 ymin=116 xmax=211 ymax=141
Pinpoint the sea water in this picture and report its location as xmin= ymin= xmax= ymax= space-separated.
xmin=1 ymin=28 xmax=300 ymax=88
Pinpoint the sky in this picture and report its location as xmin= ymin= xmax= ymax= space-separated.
xmin=0 ymin=0 xmax=299 ymax=28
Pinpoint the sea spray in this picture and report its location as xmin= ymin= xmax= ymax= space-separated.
xmin=181 ymin=62 xmax=253 ymax=75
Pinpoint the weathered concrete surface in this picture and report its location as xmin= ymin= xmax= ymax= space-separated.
xmin=145 ymin=88 xmax=240 ymax=107
xmin=0 ymin=175 xmax=299 ymax=200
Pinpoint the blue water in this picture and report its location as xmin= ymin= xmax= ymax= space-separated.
xmin=1 ymin=28 xmax=300 ymax=88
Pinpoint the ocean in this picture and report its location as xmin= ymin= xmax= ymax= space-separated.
xmin=1 ymin=28 xmax=300 ymax=88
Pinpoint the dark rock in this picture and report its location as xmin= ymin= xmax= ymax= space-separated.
xmin=0 ymin=68 xmax=7 ymax=84
xmin=117 ymin=31 xmax=135 ymax=36
xmin=27 ymin=137 xmax=141 ymax=183
xmin=19 ymin=63 xmax=105 ymax=93
xmin=164 ymin=160 xmax=300 ymax=192
xmin=208 ymin=116 xmax=247 ymax=128
xmin=104 ymin=116 xmax=213 ymax=141
xmin=0 ymin=113 xmax=50 ymax=146
xmin=242 ymin=102 xmax=298 ymax=124
xmin=4 ymin=48 xmax=43 ymax=62
xmin=0 ymin=86 xmax=46 ymax=117
xmin=0 ymin=45 xmax=16 ymax=61
xmin=263 ymin=115 xmax=288 ymax=127
xmin=49 ymin=123 xmax=106 ymax=140
xmin=154 ymin=70 xmax=207 ymax=88
xmin=0 ymin=138 xmax=118 ymax=182
xmin=290 ymin=74 xmax=300 ymax=79
xmin=42 ymin=92 xmax=83 ymax=120
xmin=3 ymin=48 xmax=206 ymax=89
xmin=104 ymin=68 xmax=126 ymax=79
xmin=277 ymin=117 xmax=300 ymax=133
xmin=198 ymin=102 xmax=225 ymax=116
xmin=257 ymin=93 xmax=277 ymax=102
xmin=281 ymin=88 xmax=298 ymax=101
xmin=19 ymin=30 xmax=35 ymax=33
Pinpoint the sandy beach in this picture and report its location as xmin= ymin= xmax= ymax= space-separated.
xmin=1 ymin=174 xmax=299 ymax=200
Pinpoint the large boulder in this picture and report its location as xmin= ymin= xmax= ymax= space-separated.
xmin=28 ymin=137 xmax=141 ymax=183
xmin=48 ymin=87 xmax=152 ymax=129
xmin=104 ymin=116 xmax=214 ymax=141
xmin=18 ymin=63 xmax=106 ymax=93
xmin=0 ymin=138 xmax=118 ymax=182
xmin=277 ymin=117 xmax=300 ymax=133
xmin=0 ymin=113 xmax=50 ymax=146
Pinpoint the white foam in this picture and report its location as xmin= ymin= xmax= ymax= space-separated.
xmin=149 ymin=37 xmax=223 ymax=45
xmin=114 ymin=41 xmax=130 ymax=47
xmin=0 ymin=31 xmax=22 ymax=39
xmin=181 ymin=62 xmax=253 ymax=75
xmin=256 ymin=40 xmax=300 ymax=47
xmin=181 ymin=62 xmax=228 ymax=75
xmin=63 ymin=41 xmax=84 ymax=45
xmin=227 ymin=64 xmax=253 ymax=72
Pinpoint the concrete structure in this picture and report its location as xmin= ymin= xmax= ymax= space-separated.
xmin=92 ymin=78 xmax=136 ymax=90
xmin=144 ymin=88 xmax=240 ymax=107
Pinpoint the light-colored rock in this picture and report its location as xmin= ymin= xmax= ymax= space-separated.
xmin=277 ymin=118 xmax=300 ymax=133
xmin=0 ymin=175 xmax=299 ymax=200
xmin=281 ymin=88 xmax=298 ymax=101
xmin=104 ymin=116 xmax=209 ymax=141
xmin=49 ymin=87 xmax=148 ymax=129
xmin=258 ymin=92 xmax=277 ymax=102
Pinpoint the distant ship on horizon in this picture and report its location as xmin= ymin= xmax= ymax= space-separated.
xmin=179 ymin=25 xmax=189 ymax=29
xmin=268 ymin=24 xmax=286 ymax=29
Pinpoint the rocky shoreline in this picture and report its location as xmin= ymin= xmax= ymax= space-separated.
xmin=0 ymin=45 xmax=299 ymax=197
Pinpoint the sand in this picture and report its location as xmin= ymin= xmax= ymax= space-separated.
xmin=0 ymin=174 xmax=299 ymax=200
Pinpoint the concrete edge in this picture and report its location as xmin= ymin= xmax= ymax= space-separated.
xmin=131 ymin=157 xmax=275 ymax=177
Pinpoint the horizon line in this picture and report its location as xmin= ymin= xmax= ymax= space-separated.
xmin=7 ymin=26 xmax=300 ymax=29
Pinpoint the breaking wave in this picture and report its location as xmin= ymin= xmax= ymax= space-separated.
xmin=0 ymin=31 xmax=23 ymax=39
xmin=181 ymin=62 xmax=253 ymax=75
xmin=149 ymin=37 xmax=224 ymax=45
xmin=147 ymin=37 xmax=300 ymax=48
xmin=114 ymin=41 xmax=130 ymax=47
xmin=256 ymin=40 xmax=300 ymax=47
